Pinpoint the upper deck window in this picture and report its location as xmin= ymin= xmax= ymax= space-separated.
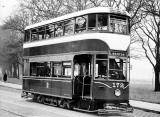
xmin=64 ymin=19 xmax=74 ymax=36
xmin=110 ymin=15 xmax=127 ymax=34
xmin=46 ymin=24 xmax=55 ymax=39
xmin=97 ymin=14 xmax=108 ymax=30
xmin=24 ymin=12 xmax=130 ymax=43
xmin=38 ymin=26 xmax=46 ymax=40
xmin=75 ymin=15 xmax=87 ymax=33
xmin=55 ymin=22 xmax=64 ymax=37
xmin=31 ymin=29 xmax=38 ymax=41
xmin=88 ymin=14 xmax=96 ymax=30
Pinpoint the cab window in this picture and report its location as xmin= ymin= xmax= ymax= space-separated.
xmin=95 ymin=54 xmax=108 ymax=79
xmin=109 ymin=58 xmax=126 ymax=80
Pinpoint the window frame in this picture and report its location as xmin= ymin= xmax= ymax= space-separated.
xmin=88 ymin=13 xmax=97 ymax=31
xmin=75 ymin=15 xmax=87 ymax=33
xmin=108 ymin=57 xmax=127 ymax=81
xmin=38 ymin=26 xmax=46 ymax=40
xmin=109 ymin=14 xmax=128 ymax=34
xmin=94 ymin=54 xmax=109 ymax=80
xmin=30 ymin=62 xmax=51 ymax=77
xmin=55 ymin=22 xmax=64 ymax=37
xmin=24 ymin=13 xmax=130 ymax=43
xmin=62 ymin=61 xmax=72 ymax=78
xmin=64 ymin=19 xmax=74 ymax=36
xmin=97 ymin=13 xmax=109 ymax=31
xmin=31 ymin=28 xmax=38 ymax=41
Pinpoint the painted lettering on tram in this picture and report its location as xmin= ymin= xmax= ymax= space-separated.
xmin=112 ymin=82 xmax=125 ymax=89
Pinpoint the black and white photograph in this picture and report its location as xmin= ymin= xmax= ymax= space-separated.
xmin=0 ymin=0 xmax=160 ymax=117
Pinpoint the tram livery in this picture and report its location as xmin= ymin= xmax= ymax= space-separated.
xmin=22 ymin=7 xmax=133 ymax=114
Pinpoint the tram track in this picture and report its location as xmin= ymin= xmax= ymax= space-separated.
xmin=0 ymin=107 xmax=26 ymax=117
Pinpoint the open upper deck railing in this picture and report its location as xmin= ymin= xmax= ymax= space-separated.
xmin=24 ymin=7 xmax=130 ymax=43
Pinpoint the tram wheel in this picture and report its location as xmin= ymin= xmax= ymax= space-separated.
xmin=32 ymin=94 xmax=37 ymax=102
xmin=62 ymin=101 xmax=69 ymax=109
xmin=37 ymin=95 xmax=44 ymax=103
xmin=62 ymin=100 xmax=73 ymax=110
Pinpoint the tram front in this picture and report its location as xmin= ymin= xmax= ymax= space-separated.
xmin=93 ymin=50 xmax=133 ymax=113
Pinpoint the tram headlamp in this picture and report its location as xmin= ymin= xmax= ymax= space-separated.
xmin=114 ymin=89 xmax=121 ymax=97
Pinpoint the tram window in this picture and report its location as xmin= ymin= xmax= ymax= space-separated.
xmin=96 ymin=54 xmax=108 ymax=59
xmin=49 ymin=24 xmax=55 ymax=38
xmin=52 ymin=62 xmax=62 ymax=77
xmin=88 ymin=14 xmax=96 ymax=30
xmin=55 ymin=23 xmax=64 ymax=37
xmin=74 ymin=63 xmax=80 ymax=76
xmin=31 ymin=29 xmax=38 ymax=41
xmin=38 ymin=26 xmax=46 ymax=40
xmin=95 ymin=54 xmax=108 ymax=79
xmin=62 ymin=62 xmax=71 ymax=77
xmin=30 ymin=62 xmax=51 ymax=77
xmin=64 ymin=19 xmax=74 ymax=36
xmin=95 ymin=60 xmax=108 ymax=79
xmin=30 ymin=63 xmax=37 ymax=76
xmin=46 ymin=24 xmax=55 ymax=39
xmin=74 ymin=62 xmax=91 ymax=77
xmin=110 ymin=15 xmax=127 ymax=34
xmin=75 ymin=15 xmax=87 ymax=33
xmin=97 ymin=14 xmax=108 ymax=30
xmin=109 ymin=58 xmax=126 ymax=80
xmin=24 ymin=30 xmax=30 ymax=42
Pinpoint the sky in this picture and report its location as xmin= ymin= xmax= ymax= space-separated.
xmin=0 ymin=0 xmax=18 ymax=25
xmin=0 ymin=0 xmax=155 ymax=85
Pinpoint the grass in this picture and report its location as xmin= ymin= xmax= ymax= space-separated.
xmin=1 ymin=77 xmax=160 ymax=104
xmin=130 ymin=81 xmax=160 ymax=104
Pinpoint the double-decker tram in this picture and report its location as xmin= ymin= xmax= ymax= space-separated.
xmin=22 ymin=7 xmax=133 ymax=114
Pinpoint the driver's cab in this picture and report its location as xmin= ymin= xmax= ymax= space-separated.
xmin=73 ymin=53 xmax=128 ymax=99
xmin=73 ymin=54 xmax=93 ymax=98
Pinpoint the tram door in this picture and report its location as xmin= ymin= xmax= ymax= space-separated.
xmin=73 ymin=54 xmax=93 ymax=98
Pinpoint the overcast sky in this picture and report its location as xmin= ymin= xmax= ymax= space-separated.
xmin=0 ymin=0 xmax=18 ymax=25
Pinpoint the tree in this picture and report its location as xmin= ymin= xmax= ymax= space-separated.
xmin=1 ymin=0 xmax=144 ymax=78
xmin=0 ymin=27 xmax=18 ymax=77
xmin=1 ymin=8 xmax=28 ymax=78
xmin=136 ymin=0 xmax=160 ymax=91
xmin=20 ymin=0 xmax=64 ymax=24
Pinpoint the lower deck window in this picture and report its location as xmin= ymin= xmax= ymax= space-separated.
xmin=109 ymin=58 xmax=126 ymax=80
xmin=52 ymin=62 xmax=62 ymax=77
xmin=30 ymin=62 xmax=51 ymax=77
xmin=29 ymin=61 xmax=72 ymax=78
xmin=62 ymin=62 xmax=71 ymax=77
xmin=52 ymin=61 xmax=71 ymax=78
xmin=95 ymin=60 xmax=108 ymax=79
xmin=95 ymin=54 xmax=108 ymax=79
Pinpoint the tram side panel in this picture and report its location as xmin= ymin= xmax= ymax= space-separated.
xmin=22 ymin=78 xmax=73 ymax=99
xmin=92 ymin=81 xmax=129 ymax=102
xmin=50 ymin=79 xmax=72 ymax=98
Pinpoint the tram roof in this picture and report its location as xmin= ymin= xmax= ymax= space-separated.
xmin=25 ymin=7 xmax=130 ymax=30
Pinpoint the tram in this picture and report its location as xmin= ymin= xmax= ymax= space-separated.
xmin=22 ymin=7 xmax=133 ymax=114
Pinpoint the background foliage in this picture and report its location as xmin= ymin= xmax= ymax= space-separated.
xmin=0 ymin=0 xmax=160 ymax=90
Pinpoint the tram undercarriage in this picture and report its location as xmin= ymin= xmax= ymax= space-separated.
xmin=22 ymin=91 xmax=133 ymax=114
